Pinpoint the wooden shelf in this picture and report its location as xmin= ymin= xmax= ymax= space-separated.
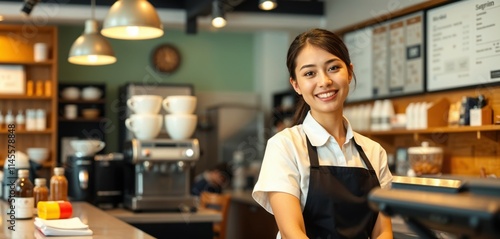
xmin=0 ymin=129 xmax=54 ymax=134
xmin=58 ymin=99 xmax=105 ymax=104
xmin=0 ymin=95 xmax=53 ymax=100
xmin=58 ymin=117 xmax=104 ymax=122
xmin=0 ymin=60 xmax=54 ymax=65
xmin=359 ymin=125 xmax=500 ymax=136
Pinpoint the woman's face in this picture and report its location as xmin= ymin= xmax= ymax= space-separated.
xmin=290 ymin=44 xmax=352 ymax=116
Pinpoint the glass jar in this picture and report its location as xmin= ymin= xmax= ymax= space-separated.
xmin=34 ymin=178 xmax=49 ymax=208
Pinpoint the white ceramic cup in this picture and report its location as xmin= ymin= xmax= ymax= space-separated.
xmin=34 ymin=43 xmax=48 ymax=62
xmin=162 ymin=95 xmax=197 ymax=114
xmin=125 ymin=114 xmax=163 ymax=140
xmin=165 ymin=114 xmax=197 ymax=140
xmin=127 ymin=95 xmax=163 ymax=114
xmin=70 ymin=139 xmax=105 ymax=157
xmin=65 ymin=104 xmax=78 ymax=119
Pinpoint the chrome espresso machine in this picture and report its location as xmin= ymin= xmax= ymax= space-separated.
xmin=122 ymin=138 xmax=200 ymax=211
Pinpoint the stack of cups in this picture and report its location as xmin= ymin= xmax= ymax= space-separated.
xmin=162 ymin=95 xmax=197 ymax=140
xmin=125 ymin=95 xmax=163 ymax=140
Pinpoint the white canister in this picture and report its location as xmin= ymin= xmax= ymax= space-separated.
xmin=34 ymin=43 xmax=48 ymax=62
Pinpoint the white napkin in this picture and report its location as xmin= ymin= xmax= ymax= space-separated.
xmin=34 ymin=217 xmax=93 ymax=236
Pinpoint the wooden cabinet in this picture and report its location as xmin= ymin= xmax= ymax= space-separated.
xmin=0 ymin=25 xmax=58 ymax=168
xmin=57 ymin=83 xmax=107 ymax=164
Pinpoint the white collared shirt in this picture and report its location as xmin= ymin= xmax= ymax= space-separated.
xmin=253 ymin=111 xmax=393 ymax=215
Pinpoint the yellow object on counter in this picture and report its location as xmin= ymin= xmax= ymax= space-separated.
xmin=37 ymin=201 xmax=73 ymax=220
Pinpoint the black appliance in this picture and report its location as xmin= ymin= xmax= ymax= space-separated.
xmin=65 ymin=155 xmax=95 ymax=203
xmin=94 ymin=153 xmax=124 ymax=208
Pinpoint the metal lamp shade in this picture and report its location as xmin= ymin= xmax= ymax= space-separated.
xmin=101 ymin=0 xmax=163 ymax=40
xmin=259 ymin=0 xmax=278 ymax=10
xmin=68 ymin=20 xmax=117 ymax=65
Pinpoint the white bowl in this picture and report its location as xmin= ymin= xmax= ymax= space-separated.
xmin=61 ymin=87 xmax=80 ymax=100
xmin=70 ymin=139 xmax=105 ymax=157
xmin=27 ymin=147 xmax=50 ymax=164
xmin=81 ymin=86 xmax=102 ymax=100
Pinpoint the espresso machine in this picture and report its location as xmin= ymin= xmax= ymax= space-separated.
xmin=123 ymin=138 xmax=200 ymax=211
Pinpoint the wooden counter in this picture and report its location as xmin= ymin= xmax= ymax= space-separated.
xmin=0 ymin=201 xmax=155 ymax=239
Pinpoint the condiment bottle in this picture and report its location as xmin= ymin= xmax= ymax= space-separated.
xmin=35 ymin=80 xmax=44 ymax=96
xmin=5 ymin=110 xmax=14 ymax=127
xmin=26 ymin=80 xmax=34 ymax=96
xmin=34 ymin=178 xmax=49 ymax=209
xmin=14 ymin=169 xmax=34 ymax=219
xmin=0 ymin=110 xmax=4 ymax=130
xmin=15 ymin=110 xmax=25 ymax=130
xmin=50 ymin=167 xmax=68 ymax=201
xmin=44 ymin=80 xmax=52 ymax=97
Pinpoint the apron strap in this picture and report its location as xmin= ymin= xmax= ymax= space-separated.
xmin=352 ymin=137 xmax=376 ymax=171
xmin=306 ymin=137 xmax=320 ymax=168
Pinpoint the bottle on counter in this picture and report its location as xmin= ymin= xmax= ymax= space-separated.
xmin=34 ymin=178 xmax=49 ymax=209
xmin=50 ymin=167 xmax=68 ymax=201
xmin=14 ymin=169 xmax=34 ymax=219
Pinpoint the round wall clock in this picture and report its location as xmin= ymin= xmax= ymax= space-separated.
xmin=152 ymin=44 xmax=181 ymax=73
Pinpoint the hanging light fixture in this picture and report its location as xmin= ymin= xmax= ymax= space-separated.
xmin=259 ymin=0 xmax=277 ymax=11
xmin=68 ymin=0 xmax=116 ymax=65
xmin=101 ymin=0 xmax=163 ymax=40
xmin=211 ymin=0 xmax=226 ymax=28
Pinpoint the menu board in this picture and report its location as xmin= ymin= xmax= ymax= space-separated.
xmin=427 ymin=0 xmax=500 ymax=91
xmin=344 ymin=27 xmax=373 ymax=101
xmin=388 ymin=12 xmax=425 ymax=96
xmin=372 ymin=24 xmax=390 ymax=97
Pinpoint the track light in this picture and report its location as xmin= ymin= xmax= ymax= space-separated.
xmin=259 ymin=0 xmax=278 ymax=11
xmin=21 ymin=0 xmax=40 ymax=15
xmin=211 ymin=0 xmax=226 ymax=28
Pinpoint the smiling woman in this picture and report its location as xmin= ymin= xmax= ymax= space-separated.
xmin=253 ymin=28 xmax=394 ymax=239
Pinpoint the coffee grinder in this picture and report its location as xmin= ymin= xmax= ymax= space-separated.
xmin=65 ymin=154 xmax=95 ymax=202
xmin=123 ymin=138 xmax=200 ymax=211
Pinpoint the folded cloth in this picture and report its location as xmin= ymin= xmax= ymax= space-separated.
xmin=34 ymin=217 xmax=93 ymax=236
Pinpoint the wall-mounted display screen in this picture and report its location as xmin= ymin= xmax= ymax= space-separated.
xmin=426 ymin=0 xmax=500 ymax=91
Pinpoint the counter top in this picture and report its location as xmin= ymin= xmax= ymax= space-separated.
xmin=105 ymin=207 xmax=222 ymax=224
xmin=0 ymin=201 xmax=155 ymax=239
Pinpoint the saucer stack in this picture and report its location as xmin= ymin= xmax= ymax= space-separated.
xmin=162 ymin=95 xmax=197 ymax=140
xmin=125 ymin=95 xmax=163 ymax=140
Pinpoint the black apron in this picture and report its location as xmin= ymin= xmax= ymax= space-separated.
xmin=302 ymin=136 xmax=380 ymax=239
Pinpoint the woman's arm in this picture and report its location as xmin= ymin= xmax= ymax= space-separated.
xmin=269 ymin=192 xmax=309 ymax=239
xmin=371 ymin=212 xmax=393 ymax=239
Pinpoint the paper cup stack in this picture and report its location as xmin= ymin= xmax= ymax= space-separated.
xmin=125 ymin=95 xmax=163 ymax=140
xmin=162 ymin=95 xmax=197 ymax=140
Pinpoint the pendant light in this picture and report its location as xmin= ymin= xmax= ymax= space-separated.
xmin=68 ymin=0 xmax=116 ymax=65
xmin=101 ymin=0 xmax=163 ymax=40
xmin=211 ymin=0 xmax=226 ymax=28
xmin=259 ymin=0 xmax=278 ymax=11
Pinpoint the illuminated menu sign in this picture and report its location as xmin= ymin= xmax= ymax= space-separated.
xmin=427 ymin=0 xmax=500 ymax=91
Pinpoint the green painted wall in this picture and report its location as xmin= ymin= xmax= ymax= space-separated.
xmin=57 ymin=25 xmax=255 ymax=152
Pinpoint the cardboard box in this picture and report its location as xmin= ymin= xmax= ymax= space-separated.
xmin=0 ymin=65 xmax=25 ymax=94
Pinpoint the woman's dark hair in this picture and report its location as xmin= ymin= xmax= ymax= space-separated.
xmin=286 ymin=28 xmax=356 ymax=125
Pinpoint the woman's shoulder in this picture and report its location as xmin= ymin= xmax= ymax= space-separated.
xmin=269 ymin=125 xmax=305 ymax=143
